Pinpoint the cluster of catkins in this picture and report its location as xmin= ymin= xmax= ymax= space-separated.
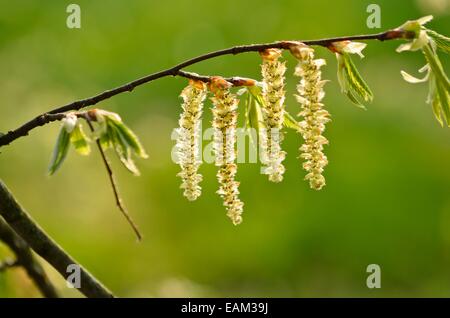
xmin=175 ymin=43 xmax=330 ymax=225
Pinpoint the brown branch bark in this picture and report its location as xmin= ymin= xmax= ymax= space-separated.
xmin=0 ymin=180 xmax=114 ymax=298
xmin=0 ymin=28 xmax=412 ymax=148
xmin=0 ymin=217 xmax=59 ymax=297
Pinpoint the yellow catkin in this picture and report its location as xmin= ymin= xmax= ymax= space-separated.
xmin=209 ymin=76 xmax=244 ymax=225
xmin=291 ymin=44 xmax=331 ymax=190
xmin=259 ymin=49 xmax=287 ymax=183
xmin=176 ymin=80 xmax=207 ymax=201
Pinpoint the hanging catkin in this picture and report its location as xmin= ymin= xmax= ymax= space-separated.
xmin=259 ymin=49 xmax=287 ymax=183
xmin=291 ymin=44 xmax=331 ymax=190
xmin=209 ymin=77 xmax=244 ymax=225
xmin=176 ymin=80 xmax=207 ymax=201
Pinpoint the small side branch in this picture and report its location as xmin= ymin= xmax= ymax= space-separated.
xmin=85 ymin=119 xmax=142 ymax=241
xmin=0 ymin=217 xmax=59 ymax=297
xmin=0 ymin=180 xmax=114 ymax=298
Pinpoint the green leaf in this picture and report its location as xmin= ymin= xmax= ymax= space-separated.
xmin=244 ymin=90 xmax=251 ymax=129
xmin=248 ymin=96 xmax=265 ymax=132
xmin=423 ymin=44 xmax=450 ymax=91
xmin=242 ymin=88 xmax=265 ymax=150
xmin=108 ymin=121 xmax=140 ymax=176
xmin=344 ymin=53 xmax=373 ymax=103
xmin=243 ymin=93 xmax=257 ymax=152
xmin=337 ymin=63 xmax=366 ymax=109
xmin=48 ymin=126 xmax=71 ymax=175
xmin=423 ymin=44 xmax=450 ymax=125
xmin=426 ymin=73 xmax=443 ymax=126
xmin=99 ymin=131 xmax=112 ymax=149
xmin=435 ymin=80 xmax=450 ymax=126
xmin=70 ymin=124 xmax=91 ymax=155
xmin=118 ymin=152 xmax=140 ymax=176
xmin=93 ymin=110 xmax=147 ymax=175
xmin=336 ymin=53 xmax=373 ymax=108
xmin=336 ymin=54 xmax=348 ymax=89
xmin=431 ymin=90 xmax=443 ymax=127
xmin=107 ymin=118 xmax=148 ymax=159
xmin=97 ymin=117 xmax=114 ymax=150
xmin=425 ymin=29 xmax=450 ymax=54
xmin=346 ymin=90 xmax=366 ymax=109
xmin=247 ymin=85 xmax=265 ymax=107
xmin=283 ymin=111 xmax=302 ymax=131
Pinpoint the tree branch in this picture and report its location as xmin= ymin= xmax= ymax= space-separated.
xmin=0 ymin=217 xmax=59 ymax=297
xmin=0 ymin=28 xmax=413 ymax=148
xmin=0 ymin=180 xmax=114 ymax=298
xmin=85 ymin=118 xmax=142 ymax=241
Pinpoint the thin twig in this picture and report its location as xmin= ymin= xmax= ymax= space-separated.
xmin=0 ymin=28 xmax=413 ymax=148
xmin=0 ymin=180 xmax=115 ymax=298
xmin=0 ymin=216 xmax=59 ymax=297
xmin=85 ymin=118 xmax=142 ymax=241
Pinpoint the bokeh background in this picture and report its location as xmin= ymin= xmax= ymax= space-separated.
xmin=0 ymin=0 xmax=449 ymax=297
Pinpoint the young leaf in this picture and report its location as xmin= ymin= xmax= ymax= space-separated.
xmin=96 ymin=115 xmax=114 ymax=150
xmin=118 ymin=152 xmax=140 ymax=176
xmin=108 ymin=121 xmax=141 ymax=176
xmin=400 ymin=66 xmax=429 ymax=83
xmin=48 ymin=126 xmax=71 ymax=175
xmin=92 ymin=110 xmax=147 ymax=175
xmin=425 ymin=73 xmax=443 ymax=126
xmin=337 ymin=55 xmax=365 ymax=109
xmin=283 ymin=111 xmax=302 ymax=132
xmin=435 ymin=80 xmax=450 ymax=126
xmin=431 ymin=96 xmax=443 ymax=126
xmin=243 ymin=88 xmax=265 ymax=150
xmin=336 ymin=54 xmax=349 ymax=90
xmin=243 ymin=92 xmax=257 ymax=152
xmin=336 ymin=53 xmax=373 ymax=108
xmin=99 ymin=130 xmax=112 ymax=150
xmin=425 ymin=29 xmax=450 ymax=54
xmin=107 ymin=118 xmax=148 ymax=159
xmin=423 ymin=44 xmax=450 ymax=92
xmin=243 ymin=83 xmax=301 ymax=147
xmin=343 ymin=53 xmax=373 ymax=102
xmin=244 ymin=90 xmax=252 ymax=130
xmin=423 ymin=44 xmax=450 ymax=125
xmin=247 ymin=94 xmax=265 ymax=132
xmin=70 ymin=123 xmax=91 ymax=155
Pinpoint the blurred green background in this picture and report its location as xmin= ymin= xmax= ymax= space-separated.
xmin=0 ymin=0 xmax=449 ymax=297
